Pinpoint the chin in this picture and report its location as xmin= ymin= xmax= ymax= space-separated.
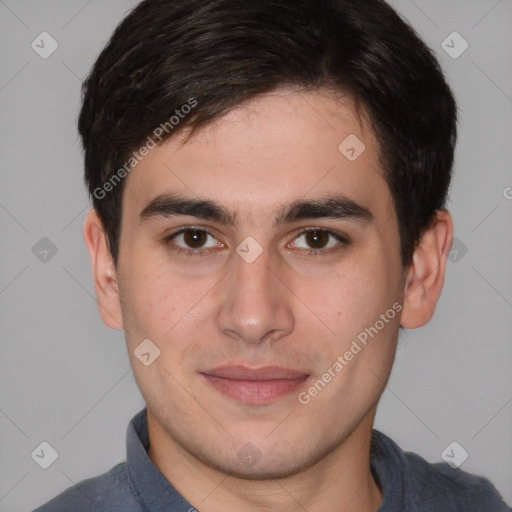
xmin=209 ymin=457 xmax=310 ymax=481
xmin=197 ymin=438 xmax=332 ymax=482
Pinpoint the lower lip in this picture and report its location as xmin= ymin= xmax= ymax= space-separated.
xmin=201 ymin=374 xmax=309 ymax=404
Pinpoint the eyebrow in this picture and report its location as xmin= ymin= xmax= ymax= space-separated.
xmin=138 ymin=193 xmax=373 ymax=227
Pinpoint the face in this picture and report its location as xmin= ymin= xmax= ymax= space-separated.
xmin=114 ymin=88 xmax=405 ymax=478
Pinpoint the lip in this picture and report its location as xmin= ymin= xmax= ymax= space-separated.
xmin=200 ymin=365 xmax=310 ymax=404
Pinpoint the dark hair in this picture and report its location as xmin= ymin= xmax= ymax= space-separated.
xmin=78 ymin=0 xmax=457 ymax=268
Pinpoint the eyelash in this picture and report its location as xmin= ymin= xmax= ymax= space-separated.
xmin=163 ymin=227 xmax=350 ymax=258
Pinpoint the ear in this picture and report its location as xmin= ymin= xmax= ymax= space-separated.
xmin=82 ymin=208 xmax=123 ymax=329
xmin=400 ymin=209 xmax=453 ymax=329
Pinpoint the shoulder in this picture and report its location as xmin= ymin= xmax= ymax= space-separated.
xmin=371 ymin=430 xmax=510 ymax=511
xmin=404 ymin=449 xmax=511 ymax=511
xmin=32 ymin=462 xmax=142 ymax=512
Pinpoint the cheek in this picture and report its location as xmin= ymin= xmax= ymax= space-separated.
xmin=120 ymin=255 xmax=217 ymax=352
xmin=290 ymin=251 xmax=401 ymax=361
xmin=118 ymin=255 xmax=174 ymax=341
xmin=296 ymin=260 xmax=384 ymax=326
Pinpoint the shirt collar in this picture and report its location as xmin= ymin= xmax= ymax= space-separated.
xmin=370 ymin=429 xmax=410 ymax=511
xmin=126 ymin=408 xmax=408 ymax=511
xmin=126 ymin=408 xmax=195 ymax=512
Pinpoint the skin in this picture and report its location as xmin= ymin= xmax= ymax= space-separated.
xmin=83 ymin=87 xmax=453 ymax=512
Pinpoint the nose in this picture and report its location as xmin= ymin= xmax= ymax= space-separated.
xmin=216 ymin=245 xmax=295 ymax=345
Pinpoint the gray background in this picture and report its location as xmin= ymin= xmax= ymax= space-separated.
xmin=0 ymin=0 xmax=511 ymax=510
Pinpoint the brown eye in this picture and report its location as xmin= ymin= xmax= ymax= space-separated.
xmin=182 ymin=229 xmax=208 ymax=249
xmin=290 ymin=228 xmax=349 ymax=255
xmin=304 ymin=230 xmax=330 ymax=249
xmin=165 ymin=228 xmax=223 ymax=256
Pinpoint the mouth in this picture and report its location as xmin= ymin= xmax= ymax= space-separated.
xmin=199 ymin=365 xmax=310 ymax=404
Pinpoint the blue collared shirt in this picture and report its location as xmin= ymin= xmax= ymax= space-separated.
xmin=33 ymin=408 xmax=511 ymax=511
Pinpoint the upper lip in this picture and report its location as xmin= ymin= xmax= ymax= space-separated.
xmin=201 ymin=365 xmax=310 ymax=381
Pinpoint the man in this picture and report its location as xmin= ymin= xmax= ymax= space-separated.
xmin=34 ymin=0 xmax=510 ymax=510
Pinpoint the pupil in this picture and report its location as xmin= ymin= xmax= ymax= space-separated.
xmin=184 ymin=230 xmax=207 ymax=248
xmin=306 ymin=230 xmax=328 ymax=249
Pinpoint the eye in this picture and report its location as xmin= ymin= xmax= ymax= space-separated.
xmin=165 ymin=228 xmax=223 ymax=256
xmin=289 ymin=228 xmax=349 ymax=255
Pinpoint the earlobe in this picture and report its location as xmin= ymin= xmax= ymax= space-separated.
xmin=82 ymin=208 xmax=123 ymax=330
xmin=400 ymin=209 xmax=453 ymax=329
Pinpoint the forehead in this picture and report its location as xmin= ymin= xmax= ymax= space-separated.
xmin=121 ymin=88 xmax=394 ymax=226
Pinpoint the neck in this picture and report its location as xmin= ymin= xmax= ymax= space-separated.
xmin=147 ymin=408 xmax=382 ymax=512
